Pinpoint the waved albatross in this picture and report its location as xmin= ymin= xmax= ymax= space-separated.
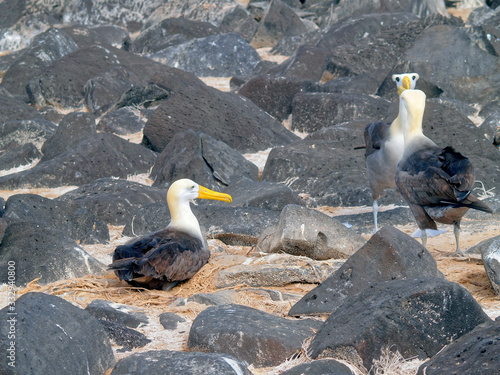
xmin=395 ymin=89 xmax=493 ymax=255
xmin=109 ymin=178 xmax=232 ymax=290
xmin=364 ymin=73 xmax=419 ymax=232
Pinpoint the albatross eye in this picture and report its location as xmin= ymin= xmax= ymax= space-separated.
xmin=412 ymin=75 xmax=416 ymax=81
xmin=396 ymin=77 xmax=400 ymax=82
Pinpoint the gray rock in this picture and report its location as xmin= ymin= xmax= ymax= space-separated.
xmin=266 ymin=45 xmax=328 ymax=82
xmin=289 ymin=226 xmax=445 ymax=316
xmin=0 ymin=118 xmax=56 ymax=151
xmin=400 ymin=24 xmax=500 ymax=107
xmin=220 ymin=5 xmax=259 ymax=42
xmin=0 ymin=143 xmax=41 ymax=170
xmin=3 ymin=193 xmax=109 ymax=244
xmin=133 ymin=17 xmax=224 ymax=54
xmin=61 ymin=24 xmax=130 ymax=49
xmin=479 ymin=112 xmax=500 ymax=145
xmin=148 ymin=32 xmax=261 ymax=77
xmin=56 ymin=179 xmax=167 ymax=226
xmin=98 ymin=320 xmax=151 ymax=352
xmin=173 ymin=290 xmax=239 ymax=307
xmin=261 ymin=123 xmax=371 ymax=207
xmin=0 ymin=0 xmax=25 ymax=30
xmin=97 ymin=106 xmax=147 ymax=135
xmin=111 ymin=350 xmax=252 ymax=375
xmin=328 ymin=0 xmax=447 ymax=25
xmin=482 ymin=238 xmax=500 ymax=295
xmin=60 ymin=0 xmax=165 ymax=33
xmin=0 ymin=27 xmax=78 ymax=99
xmin=25 ymin=44 xmax=203 ymax=109
xmin=417 ymin=320 xmax=500 ymax=375
xmin=223 ymin=177 xmax=305 ymax=212
xmin=159 ymin=312 xmax=186 ymax=330
xmin=317 ymin=12 xmax=420 ymax=53
xmin=334 ymin=206 xmax=415 ymax=235
xmin=144 ymin=0 xmax=240 ymax=28
xmin=111 ymin=81 xmax=170 ymax=111
xmin=150 ymin=130 xmax=259 ymax=191
xmin=309 ymin=277 xmax=491 ymax=373
xmin=214 ymin=254 xmax=343 ymax=288
xmin=84 ymin=66 xmax=140 ymax=115
xmin=0 ymin=133 xmax=157 ymax=189
xmin=291 ymin=92 xmax=391 ymax=133
xmin=84 ymin=299 xmax=149 ymax=328
xmin=188 ymin=304 xmax=322 ymax=368
xmin=237 ymin=76 xmax=317 ymax=122
xmin=257 ymin=204 xmax=366 ymax=260
xmin=41 ymin=111 xmax=97 ymax=162
xmin=281 ymin=359 xmax=356 ymax=375
xmin=0 ymin=292 xmax=115 ymax=375
xmin=320 ymin=75 xmax=381 ymax=96
xmin=251 ymin=0 xmax=311 ymax=48
xmin=142 ymin=80 xmax=299 ymax=154
xmin=0 ymin=88 xmax=42 ymax=123
xmin=0 ymin=222 xmax=106 ymax=286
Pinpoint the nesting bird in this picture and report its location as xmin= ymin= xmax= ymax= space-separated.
xmin=364 ymin=73 xmax=419 ymax=232
xmin=395 ymin=89 xmax=493 ymax=255
xmin=108 ymin=179 xmax=232 ymax=290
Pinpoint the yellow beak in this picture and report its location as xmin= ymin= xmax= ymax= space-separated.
xmin=398 ymin=76 xmax=412 ymax=95
xmin=198 ymin=185 xmax=232 ymax=203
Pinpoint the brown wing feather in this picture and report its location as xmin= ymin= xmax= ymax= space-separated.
xmin=396 ymin=146 xmax=475 ymax=207
xmin=109 ymin=228 xmax=209 ymax=283
xmin=364 ymin=121 xmax=390 ymax=158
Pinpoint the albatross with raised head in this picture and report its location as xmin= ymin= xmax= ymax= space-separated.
xmin=364 ymin=73 xmax=419 ymax=232
xmin=395 ymin=89 xmax=493 ymax=255
xmin=109 ymin=178 xmax=232 ymax=290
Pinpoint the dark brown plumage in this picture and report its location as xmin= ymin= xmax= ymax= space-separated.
xmin=395 ymin=89 xmax=493 ymax=255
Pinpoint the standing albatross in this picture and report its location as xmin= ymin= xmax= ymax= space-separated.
xmin=364 ymin=73 xmax=419 ymax=232
xmin=395 ymin=89 xmax=493 ymax=255
xmin=109 ymin=179 xmax=232 ymax=290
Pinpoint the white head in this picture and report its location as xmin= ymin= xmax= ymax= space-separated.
xmin=392 ymin=73 xmax=419 ymax=95
xmin=167 ymin=179 xmax=232 ymax=240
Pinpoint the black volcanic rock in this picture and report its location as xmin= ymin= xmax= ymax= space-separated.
xmin=417 ymin=320 xmax=500 ymax=375
xmin=148 ymin=32 xmax=262 ymax=77
xmin=97 ymin=106 xmax=146 ymax=135
xmin=289 ymin=227 xmax=445 ymax=316
xmin=56 ymin=179 xmax=168 ymax=226
xmin=41 ymin=111 xmax=97 ymax=162
xmin=0 ymin=143 xmax=41 ymax=170
xmin=188 ymin=304 xmax=322 ymax=368
xmin=111 ymin=350 xmax=252 ymax=375
xmin=133 ymin=16 xmax=225 ymax=54
xmin=1 ymin=27 xmax=79 ymax=99
xmin=0 ymin=292 xmax=115 ymax=375
xmin=309 ymin=277 xmax=491 ymax=372
xmin=0 ymin=222 xmax=106 ymax=286
xmin=3 ymin=193 xmax=109 ymax=244
xmin=150 ymin=130 xmax=259 ymax=191
xmin=0 ymin=133 xmax=157 ymax=189
xmin=237 ymin=76 xmax=316 ymax=122
xmin=25 ymin=44 xmax=203 ymax=109
xmin=142 ymin=81 xmax=299 ymax=154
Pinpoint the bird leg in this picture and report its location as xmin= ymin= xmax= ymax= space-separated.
xmin=453 ymin=222 xmax=465 ymax=257
xmin=373 ymin=200 xmax=379 ymax=233
xmin=421 ymin=229 xmax=427 ymax=248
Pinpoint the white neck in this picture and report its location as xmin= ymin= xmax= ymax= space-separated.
xmin=167 ymin=199 xmax=203 ymax=241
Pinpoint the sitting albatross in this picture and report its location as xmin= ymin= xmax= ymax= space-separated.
xmin=364 ymin=73 xmax=419 ymax=232
xmin=395 ymin=89 xmax=493 ymax=255
xmin=109 ymin=179 xmax=232 ymax=290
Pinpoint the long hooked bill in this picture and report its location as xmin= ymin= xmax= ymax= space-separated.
xmin=198 ymin=185 xmax=232 ymax=202
xmin=397 ymin=75 xmax=413 ymax=95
